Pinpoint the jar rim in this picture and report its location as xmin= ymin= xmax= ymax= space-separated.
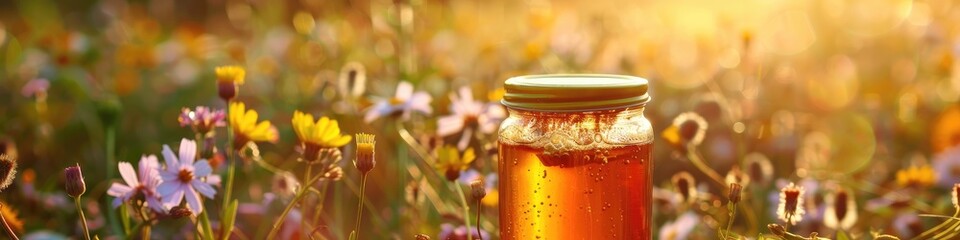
xmin=502 ymin=74 xmax=650 ymax=112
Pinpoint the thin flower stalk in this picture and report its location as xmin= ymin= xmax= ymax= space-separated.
xmin=266 ymin=168 xmax=328 ymax=239
xmin=454 ymin=183 xmax=473 ymax=240
xmin=0 ymin=203 xmax=17 ymax=240
xmin=350 ymin=173 xmax=369 ymax=240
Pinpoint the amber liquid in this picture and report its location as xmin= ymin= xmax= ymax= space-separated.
xmin=498 ymin=142 xmax=652 ymax=239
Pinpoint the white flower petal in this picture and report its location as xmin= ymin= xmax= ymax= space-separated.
xmin=192 ymin=180 xmax=217 ymax=199
xmin=193 ymin=160 xmax=212 ymax=177
xmin=162 ymin=144 xmax=179 ymax=168
xmin=395 ymin=81 xmax=414 ymax=100
xmin=162 ymin=187 xmax=185 ymax=207
xmin=185 ymin=188 xmax=203 ymax=215
xmin=107 ymin=183 xmax=133 ymax=197
xmin=146 ymin=196 xmax=167 ymax=213
xmin=157 ymin=181 xmax=179 ymax=196
xmin=178 ymin=139 xmax=197 ymax=166
xmin=437 ymin=115 xmax=465 ymax=137
xmin=118 ymin=162 xmax=139 ymax=187
xmin=205 ymin=175 xmax=222 ymax=185
xmin=139 ymin=155 xmax=160 ymax=182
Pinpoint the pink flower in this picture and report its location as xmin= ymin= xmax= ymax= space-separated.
xmin=178 ymin=107 xmax=226 ymax=134
xmin=437 ymin=87 xmax=506 ymax=137
xmin=107 ymin=155 xmax=166 ymax=213
xmin=157 ymin=139 xmax=220 ymax=215
xmin=364 ymin=81 xmax=432 ymax=122
xmin=21 ymin=78 xmax=50 ymax=97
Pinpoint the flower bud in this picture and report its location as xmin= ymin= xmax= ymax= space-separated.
xmin=470 ymin=180 xmax=486 ymax=201
xmin=355 ymin=133 xmax=376 ymax=174
xmin=728 ymin=183 xmax=742 ymax=204
xmin=64 ymin=164 xmax=86 ymax=198
xmin=217 ymin=81 xmax=238 ymax=101
xmin=414 ymin=234 xmax=430 ymax=240
xmin=0 ymin=154 xmax=17 ymax=192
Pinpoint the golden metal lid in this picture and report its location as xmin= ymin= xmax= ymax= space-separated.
xmin=502 ymin=74 xmax=650 ymax=111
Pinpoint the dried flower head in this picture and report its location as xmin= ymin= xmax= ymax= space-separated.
xmin=671 ymin=172 xmax=697 ymax=204
xmin=0 ymin=154 xmax=17 ymax=191
xmin=777 ymin=182 xmax=805 ymax=225
xmin=355 ymin=133 xmax=376 ymax=174
xmin=953 ymin=183 xmax=960 ymax=210
xmin=338 ymin=62 xmax=367 ymax=99
xmin=215 ymin=65 xmax=245 ymax=100
xmin=64 ymin=164 xmax=86 ymax=198
xmin=414 ymin=234 xmax=431 ymax=240
xmin=824 ymin=187 xmax=857 ymax=230
xmin=744 ymin=153 xmax=773 ymax=185
xmin=662 ymin=112 xmax=708 ymax=149
xmin=168 ymin=206 xmax=193 ymax=219
xmin=273 ymin=173 xmax=300 ymax=198
xmin=470 ymin=179 xmax=486 ymax=201
xmin=728 ymin=183 xmax=742 ymax=204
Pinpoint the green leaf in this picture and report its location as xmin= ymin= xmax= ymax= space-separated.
xmin=837 ymin=230 xmax=851 ymax=240
xmin=221 ymin=200 xmax=239 ymax=240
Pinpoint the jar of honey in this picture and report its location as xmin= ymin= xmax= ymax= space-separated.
xmin=498 ymin=74 xmax=653 ymax=239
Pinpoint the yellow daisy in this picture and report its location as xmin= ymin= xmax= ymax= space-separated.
xmin=229 ymin=102 xmax=278 ymax=148
xmin=895 ymin=165 xmax=936 ymax=188
xmin=292 ymin=111 xmax=352 ymax=148
xmin=435 ymin=145 xmax=476 ymax=181
xmin=215 ymin=65 xmax=246 ymax=84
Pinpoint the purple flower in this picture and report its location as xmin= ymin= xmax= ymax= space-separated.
xmin=107 ymin=155 xmax=166 ymax=213
xmin=21 ymin=78 xmax=50 ymax=97
xmin=437 ymin=87 xmax=506 ymax=137
xmin=157 ymin=139 xmax=220 ymax=215
xmin=364 ymin=81 xmax=433 ymax=122
xmin=178 ymin=107 xmax=226 ymax=134
xmin=438 ymin=223 xmax=487 ymax=240
xmin=934 ymin=146 xmax=960 ymax=188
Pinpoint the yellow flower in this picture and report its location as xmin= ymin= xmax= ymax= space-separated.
xmin=932 ymin=105 xmax=960 ymax=153
xmin=292 ymin=111 xmax=352 ymax=148
xmin=482 ymin=190 xmax=499 ymax=207
xmin=229 ymin=102 xmax=278 ymax=148
xmin=896 ymin=165 xmax=936 ymax=188
xmin=215 ymin=65 xmax=246 ymax=84
xmin=435 ymin=145 xmax=475 ymax=181
xmin=0 ymin=201 xmax=22 ymax=233
xmin=354 ymin=133 xmax=376 ymax=174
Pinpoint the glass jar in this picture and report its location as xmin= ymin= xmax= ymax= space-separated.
xmin=498 ymin=74 xmax=653 ymax=239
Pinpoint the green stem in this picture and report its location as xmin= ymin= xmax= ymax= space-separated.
xmin=454 ymin=183 xmax=472 ymax=240
xmin=75 ymin=197 xmax=91 ymax=240
xmin=916 ymin=209 xmax=960 ymax=239
xmin=302 ymin=165 xmax=313 ymax=239
xmin=120 ymin=203 xmax=131 ymax=236
xmin=352 ymin=174 xmax=368 ymax=239
xmin=267 ymin=174 xmax=326 ymax=239
xmin=106 ymin=126 xmax=122 ymax=236
xmin=223 ymin=118 xmax=237 ymax=212
xmin=199 ymin=210 xmax=214 ymax=240
xmin=0 ymin=203 xmax=19 ymax=240
xmin=933 ymin=210 xmax=960 ymax=239
xmin=311 ymin=181 xmax=331 ymax=230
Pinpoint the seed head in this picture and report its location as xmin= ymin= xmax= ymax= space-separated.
xmin=168 ymin=206 xmax=193 ymax=219
xmin=953 ymin=183 xmax=960 ymax=210
xmin=0 ymin=155 xmax=16 ymax=191
xmin=671 ymin=172 xmax=697 ymax=204
xmin=470 ymin=179 xmax=486 ymax=201
xmin=64 ymin=164 xmax=86 ymax=198
xmin=414 ymin=234 xmax=431 ymax=240
xmin=777 ymin=182 xmax=805 ymax=225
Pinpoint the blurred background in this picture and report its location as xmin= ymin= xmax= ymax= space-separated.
xmin=1 ymin=0 xmax=959 ymax=239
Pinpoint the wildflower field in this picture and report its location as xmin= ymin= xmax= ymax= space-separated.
xmin=1 ymin=0 xmax=960 ymax=239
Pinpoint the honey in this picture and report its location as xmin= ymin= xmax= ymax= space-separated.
xmin=499 ymin=74 xmax=653 ymax=239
